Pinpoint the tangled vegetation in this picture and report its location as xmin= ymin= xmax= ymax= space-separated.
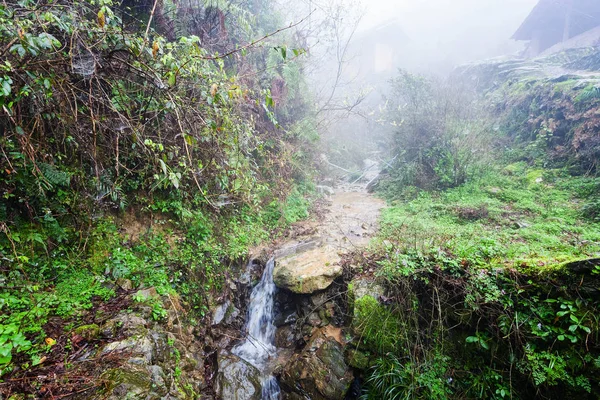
xmin=356 ymin=62 xmax=600 ymax=399
xmin=379 ymin=71 xmax=492 ymax=192
xmin=0 ymin=0 xmax=318 ymax=393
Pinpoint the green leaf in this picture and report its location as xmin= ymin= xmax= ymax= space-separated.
xmin=10 ymin=44 xmax=26 ymax=58
xmin=569 ymin=314 xmax=579 ymax=323
xmin=0 ymin=77 xmax=12 ymax=97
xmin=158 ymin=159 xmax=167 ymax=175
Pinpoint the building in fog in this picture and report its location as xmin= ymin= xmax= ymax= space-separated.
xmin=513 ymin=0 xmax=600 ymax=57
xmin=346 ymin=19 xmax=409 ymax=83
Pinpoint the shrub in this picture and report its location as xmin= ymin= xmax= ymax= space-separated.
xmin=380 ymin=71 xmax=493 ymax=195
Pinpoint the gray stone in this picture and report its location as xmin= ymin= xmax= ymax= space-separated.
xmin=274 ymin=309 xmax=298 ymax=327
xmin=275 ymin=325 xmax=300 ymax=348
xmin=316 ymin=185 xmax=335 ymax=196
xmin=136 ymin=287 xmax=159 ymax=299
xmin=281 ymin=328 xmax=353 ymax=399
xmin=211 ymin=301 xmax=230 ymax=326
xmin=224 ymin=305 xmax=240 ymax=325
xmin=307 ymin=312 xmax=322 ymax=327
xmin=216 ymin=353 xmax=262 ymax=400
xmin=102 ymin=366 xmax=155 ymax=400
xmin=101 ymin=336 xmax=154 ymax=365
xmin=350 ymin=278 xmax=386 ymax=303
xmin=274 ymin=246 xmax=342 ymax=294
xmin=148 ymin=365 xmax=168 ymax=395
xmin=116 ymin=278 xmax=133 ymax=290
xmin=101 ymin=313 xmax=148 ymax=338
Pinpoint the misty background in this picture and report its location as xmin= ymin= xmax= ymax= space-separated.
xmin=359 ymin=0 xmax=538 ymax=73
xmin=272 ymin=0 xmax=541 ymax=172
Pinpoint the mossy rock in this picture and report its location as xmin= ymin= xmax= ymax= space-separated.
xmin=101 ymin=367 xmax=156 ymax=399
xmin=346 ymin=349 xmax=370 ymax=370
xmin=74 ymin=324 xmax=100 ymax=340
xmin=281 ymin=329 xmax=353 ymax=399
xmin=525 ymin=169 xmax=544 ymax=186
xmin=503 ymin=162 xmax=527 ymax=176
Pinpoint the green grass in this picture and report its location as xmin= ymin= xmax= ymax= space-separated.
xmin=375 ymin=165 xmax=600 ymax=270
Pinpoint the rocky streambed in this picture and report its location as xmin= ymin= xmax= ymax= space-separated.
xmin=211 ymin=177 xmax=387 ymax=400
xmin=89 ymin=173 xmax=388 ymax=400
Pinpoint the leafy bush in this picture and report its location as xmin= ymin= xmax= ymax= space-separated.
xmin=380 ymin=71 xmax=492 ymax=194
xmin=361 ymin=353 xmax=452 ymax=400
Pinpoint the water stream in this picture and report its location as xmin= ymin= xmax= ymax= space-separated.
xmin=233 ymin=257 xmax=280 ymax=399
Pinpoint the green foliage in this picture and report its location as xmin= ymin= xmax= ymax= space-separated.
xmin=574 ymin=85 xmax=600 ymax=103
xmin=353 ymin=296 xmax=404 ymax=354
xmin=0 ymin=0 xmax=317 ymax=382
xmin=361 ymin=353 xmax=452 ymax=400
xmin=493 ymin=74 xmax=600 ymax=174
xmin=380 ymin=70 xmax=492 ymax=193
xmin=54 ymin=270 xmax=115 ymax=317
xmin=375 ymin=167 xmax=600 ymax=269
xmin=132 ymin=290 xmax=168 ymax=321
xmin=361 ymin=156 xmax=600 ymax=398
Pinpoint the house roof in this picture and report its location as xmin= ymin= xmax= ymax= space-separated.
xmin=355 ymin=19 xmax=409 ymax=46
xmin=513 ymin=0 xmax=600 ymax=41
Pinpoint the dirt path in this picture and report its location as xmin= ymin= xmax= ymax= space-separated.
xmin=271 ymin=169 xmax=386 ymax=293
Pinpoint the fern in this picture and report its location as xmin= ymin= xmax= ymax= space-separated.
xmin=39 ymin=162 xmax=70 ymax=188
xmin=574 ymin=86 xmax=600 ymax=103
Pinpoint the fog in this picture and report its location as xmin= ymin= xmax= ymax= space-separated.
xmin=277 ymin=0 xmax=543 ymax=167
xmin=358 ymin=0 xmax=538 ymax=73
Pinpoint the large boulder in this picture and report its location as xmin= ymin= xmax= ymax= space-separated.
xmin=216 ymin=352 xmax=263 ymax=400
xmin=280 ymin=328 xmax=353 ymax=400
xmin=273 ymin=246 xmax=342 ymax=294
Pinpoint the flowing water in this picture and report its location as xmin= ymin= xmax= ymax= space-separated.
xmin=233 ymin=258 xmax=280 ymax=399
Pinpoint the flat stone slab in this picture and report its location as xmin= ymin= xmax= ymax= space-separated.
xmin=274 ymin=245 xmax=342 ymax=294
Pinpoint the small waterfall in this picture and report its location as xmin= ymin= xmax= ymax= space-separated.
xmin=233 ymin=258 xmax=280 ymax=399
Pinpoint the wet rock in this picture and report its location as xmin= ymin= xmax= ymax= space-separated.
xmin=215 ymin=352 xmax=262 ymax=400
xmin=101 ymin=313 xmax=148 ymax=338
xmin=224 ymin=305 xmax=240 ymax=325
xmin=281 ymin=329 xmax=353 ymax=400
xmin=275 ymin=325 xmax=301 ymax=348
xmin=274 ymin=309 xmax=298 ymax=327
xmin=148 ymin=365 xmax=168 ymax=396
xmin=102 ymin=366 xmax=156 ymax=399
xmin=273 ymin=246 xmax=342 ymax=294
xmin=100 ymin=335 xmax=154 ymax=364
xmin=212 ymin=301 xmax=231 ymax=326
xmin=212 ymin=301 xmax=241 ymax=326
xmin=149 ymin=330 xmax=170 ymax=363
